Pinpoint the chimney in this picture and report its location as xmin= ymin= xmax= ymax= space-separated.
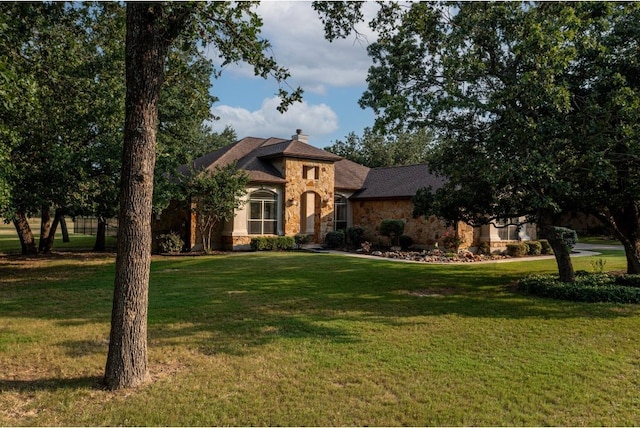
xmin=292 ymin=128 xmax=309 ymax=144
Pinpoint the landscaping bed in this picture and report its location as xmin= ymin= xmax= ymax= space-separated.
xmin=349 ymin=248 xmax=534 ymax=263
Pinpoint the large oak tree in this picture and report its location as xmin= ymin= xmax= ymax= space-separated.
xmin=104 ymin=2 xmax=301 ymax=390
xmin=315 ymin=1 xmax=640 ymax=280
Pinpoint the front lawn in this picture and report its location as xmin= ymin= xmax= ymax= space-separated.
xmin=1 ymin=248 xmax=638 ymax=426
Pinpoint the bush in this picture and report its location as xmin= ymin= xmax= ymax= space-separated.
xmin=478 ymin=241 xmax=491 ymax=255
xmin=324 ymin=230 xmax=345 ymax=249
xmin=157 ymin=232 xmax=184 ymax=254
xmin=379 ymin=220 xmax=405 ymax=246
xmin=553 ymin=227 xmax=578 ymax=249
xmin=250 ymin=236 xmax=295 ymax=251
xmin=347 ymin=226 xmax=365 ymax=247
xmin=294 ymin=234 xmax=311 ymax=248
xmin=539 ymin=239 xmax=554 ymax=255
xmin=399 ymin=235 xmax=414 ymax=251
xmin=526 ymin=240 xmax=542 ymax=256
xmin=517 ymin=273 xmax=640 ymax=303
xmin=614 ymin=274 xmax=640 ymax=288
xmin=506 ymin=242 xmax=529 ymax=257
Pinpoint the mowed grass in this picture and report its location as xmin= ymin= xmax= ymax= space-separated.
xmin=1 ymin=240 xmax=639 ymax=425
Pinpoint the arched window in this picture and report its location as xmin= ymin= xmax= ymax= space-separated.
xmin=334 ymin=194 xmax=347 ymax=231
xmin=248 ymin=190 xmax=277 ymax=235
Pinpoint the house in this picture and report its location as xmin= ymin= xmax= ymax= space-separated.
xmin=153 ymin=130 xmax=535 ymax=252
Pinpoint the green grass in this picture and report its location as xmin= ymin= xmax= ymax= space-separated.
xmin=578 ymin=234 xmax=622 ymax=246
xmin=1 ymin=240 xmax=639 ymax=425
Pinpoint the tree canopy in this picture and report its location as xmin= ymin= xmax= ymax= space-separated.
xmin=315 ymin=1 xmax=640 ymax=279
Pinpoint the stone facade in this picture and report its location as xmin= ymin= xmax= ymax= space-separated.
xmin=281 ymin=158 xmax=336 ymax=242
xmin=351 ymin=198 xmax=465 ymax=248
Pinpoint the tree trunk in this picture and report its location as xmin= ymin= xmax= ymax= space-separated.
xmin=93 ymin=217 xmax=107 ymax=252
xmin=601 ymin=206 xmax=640 ymax=274
xmin=41 ymin=208 xmax=64 ymax=254
xmin=539 ymin=210 xmax=575 ymax=283
xmin=38 ymin=205 xmax=52 ymax=253
xmin=60 ymin=216 xmax=69 ymax=243
xmin=104 ymin=4 xmax=176 ymax=390
xmin=13 ymin=210 xmax=38 ymax=255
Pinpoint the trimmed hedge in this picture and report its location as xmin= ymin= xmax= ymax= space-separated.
xmin=526 ymin=240 xmax=542 ymax=256
xmin=324 ymin=230 xmax=345 ymax=249
xmin=506 ymin=242 xmax=529 ymax=257
xmin=250 ymin=236 xmax=295 ymax=251
xmin=539 ymin=239 xmax=553 ymax=255
xmin=517 ymin=273 xmax=640 ymax=303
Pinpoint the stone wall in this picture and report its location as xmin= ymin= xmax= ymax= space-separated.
xmin=282 ymin=158 xmax=336 ymax=242
xmin=351 ymin=198 xmax=472 ymax=248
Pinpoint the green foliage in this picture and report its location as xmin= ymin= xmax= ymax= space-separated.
xmin=506 ymin=242 xmax=530 ymax=258
xmin=412 ymin=186 xmax=435 ymax=219
xmin=518 ymin=273 xmax=640 ymax=303
xmin=250 ymin=236 xmax=295 ymax=251
xmin=294 ymin=234 xmax=311 ymax=248
xmin=324 ymin=127 xmax=433 ymax=168
xmin=539 ymin=239 xmax=554 ymax=255
xmin=316 ymin=1 xmax=640 ymax=274
xmin=157 ymin=232 xmax=184 ymax=254
xmin=379 ymin=220 xmax=405 ymax=246
xmin=526 ymin=241 xmax=543 ymax=256
xmin=185 ymin=162 xmax=249 ymax=252
xmin=614 ymin=275 xmax=640 ymax=288
xmin=478 ymin=241 xmax=491 ymax=255
xmin=399 ymin=235 xmax=413 ymax=251
xmin=346 ymin=226 xmax=365 ymax=247
xmin=324 ymin=230 xmax=345 ymax=249
xmin=591 ymin=258 xmax=607 ymax=274
xmin=553 ymin=227 xmax=578 ymax=250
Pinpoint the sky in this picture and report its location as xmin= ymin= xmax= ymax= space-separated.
xmin=203 ymin=1 xmax=378 ymax=149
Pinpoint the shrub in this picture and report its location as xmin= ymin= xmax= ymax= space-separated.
xmin=526 ymin=240 xmax=542 ymax=256
xmin=399 ymin=235 xmax=414 ymax=251
xmin=441 ymin=229 xmax=463 ymax=251
xmin=294 ymin=234 xmax=311 ymax=248
xmin=506 ymin=242 xmax=529 ymax=257
xmin=517 ymin=273 xmax=640 ymax=304
xmin=553 ymin=226 xmax=578 ymax=249
xmin=250 ymin=236 xmax=295 ymax=251
xmin=157 ymin=232 xmax=184 ymax=254
xmin=379 ymin=220 xmax=405 ymax=246
xmin=539 ymin=239 xmax=554 ymax=255
xmin=478 ymin=241 xmax=491 ymax=255
xmin=324 ymin=230 xmax=345 ymax=249
xmin=347 ymin=226 xmax=365 ymax=247
xmin=614 ymin=274 xmax=640 ymax=288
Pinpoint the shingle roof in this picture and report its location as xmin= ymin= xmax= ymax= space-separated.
xmin=334 ymin=158 xmax=370 ymax=191
xmin=350 ymin=164 xmax=446 ymax=200
xmin=176 ymin=135 xmax=444 ymax=199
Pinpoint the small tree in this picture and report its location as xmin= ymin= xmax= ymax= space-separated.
xmin=185 ymin=162 xmax=249 ymax=252
xmin=379 ymin=219 xmax=405 ymax=247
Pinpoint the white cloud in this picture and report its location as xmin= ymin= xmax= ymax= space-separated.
xmin=209 ymin=96 xmax=339 ymax=142
xmin=209 ymin=1 xmax=377 ymax=94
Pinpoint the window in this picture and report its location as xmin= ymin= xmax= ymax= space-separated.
xmin=496 ymin=217 xmax=520 ymax=241
xmin=248 ymin=190 xmax=277 ymax=235
xmin=334 ymin=194 xmax=347 ymax=231
xmin=303 ymin=165 xmax=319 ymax=180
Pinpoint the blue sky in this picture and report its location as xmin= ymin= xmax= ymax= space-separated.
xmin=204 ymin=1 xmax=378 ymax=149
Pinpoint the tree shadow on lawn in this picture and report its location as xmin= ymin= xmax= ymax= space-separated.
xmin=0 ymin=375 xmax=103 ymax=393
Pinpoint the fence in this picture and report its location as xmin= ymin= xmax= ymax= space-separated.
xmin=73 ymin=216 xmax=119 ymax=237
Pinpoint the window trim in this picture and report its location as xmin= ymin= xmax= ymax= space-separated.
xmin=248 ymin=190 xmax=278 ymax=235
